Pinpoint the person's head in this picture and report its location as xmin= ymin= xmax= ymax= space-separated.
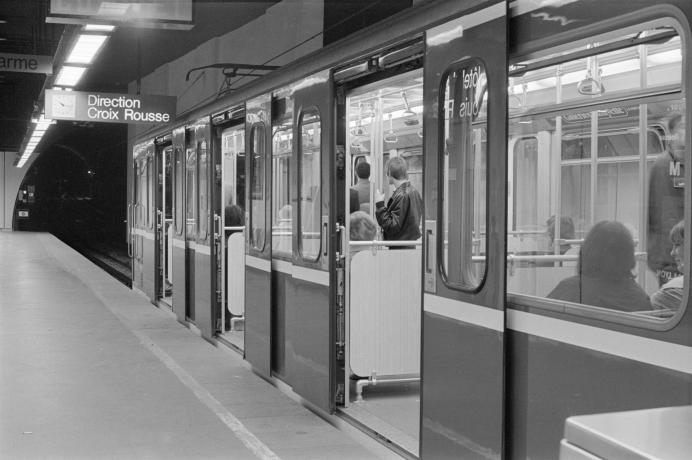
xmin=385 ymin=156 xmax=408 ymax=184
xmin=579 ymin=220 xmax=637 ymax=278
xmin=355 ymin=161 xmax=370 ymax=180
xmin=350 ymin=211 xmax=377 ymax=241
xmin=546 ymin=215 xmax=575 ymax=243
xmin=670 ymin=219 xmax=685 ymax=273
xmin=226 ymin=204 xmax=244 ymax=226
xmin=668 ymin=113 xmax=685 ymax=152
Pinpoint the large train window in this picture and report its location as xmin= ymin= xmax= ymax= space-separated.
xmin=198 ymin=140 xmax=209 ymax=241
xmin=174 ymin=147 xmax=184 ymax=236
xmin=249 ymin=123 xmax=266 ymax=251
xmin=299 ymin=110 xmax=321 ymax=261
xmin=440 ymin=60 xmax=488 ymax=291
xmin=185 ymin=147 xmax=197 ymax=240
xmin=272 ymin=120 xmax=293 ymax=258
xmin=147 ymin=154 xmax=154 ymax=230
xmin=507 ymin=19 xmax=686 ymax=325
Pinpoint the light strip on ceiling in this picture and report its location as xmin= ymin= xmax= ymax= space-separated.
xmin=84 ymin=24 xmax=115 ymax=32
xmin=55 ymin=66 xmax=87 ymax=87
xmin=16 ymin=116 xmax=55 ymax=168
xmin=66 ymin=34 xmax=108 ymax=65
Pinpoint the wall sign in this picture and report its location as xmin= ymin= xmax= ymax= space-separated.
xmin=0 ymin=53 xmax=53 ymax=74
xmin=45 ymin=89 xmax=176 ymax=124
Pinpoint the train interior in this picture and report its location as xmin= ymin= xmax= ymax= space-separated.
xmin=506 ymin=19 xmax=685 ymax=318
xmin=341 ymin=70 xmax=424 ymax=456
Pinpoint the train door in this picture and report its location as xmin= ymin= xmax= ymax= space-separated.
xmin=283 ymin=70 xmax=334 ymax=412
xmin=421 ymin=2 xmax=507 ymax=458
xmin=212 ymin=106 xmax=246 ymax=351
xmin=192 ymin=119 xmax=215 ymax=340
xmin=132 ymin=141 xmax=151 ymax=294
xmin=171 ymin=127 xmax=187 ymax=322
xmin=155 ymin=136 xmax=174 ymax=307
xmin=245 ymin=94 xmax=273 ymax=378
xmin=339 ymin=65 xmax=424 ymax=456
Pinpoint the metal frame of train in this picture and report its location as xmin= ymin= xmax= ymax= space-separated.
xmin=128 ymin=0 xmax=692 ymax=458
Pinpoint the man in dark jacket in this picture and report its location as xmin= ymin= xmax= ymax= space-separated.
xmin=374 ymin=156 xmax=423 ymax=248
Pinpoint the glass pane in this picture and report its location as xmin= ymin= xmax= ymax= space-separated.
xmin=272 ymin=123 xmax=293 ymax=257
xmin=198 ymin=141 xmax=208 ymax=240
xmin=174 ymin=147 xmax=184 ymax=235
xmin=250 ymin=124 xmax=266 ymax=251
xmin=164 ymin=147 xmax=172 ymax=219
xmin=441 ymin=61 xmax=488 ymax=289
xmin=222 ymin=126 xmax=245 ymax=226
xmin=299 ymin=111 xmax=321 ymax=261
xmin=185 ymin=146 xmax=197 ymax=240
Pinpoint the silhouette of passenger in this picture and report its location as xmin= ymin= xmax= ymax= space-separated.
xmin=548 ymin=220 xmax=650 ymax=311
xmin=351 ymin=161 xmax=372 ymax=213
xmin=651 ymin=220 xmax=685 ymax=313
xmin=349 ymin=211 xmax=377 ymax=260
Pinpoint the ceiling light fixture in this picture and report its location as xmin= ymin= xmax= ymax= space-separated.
xmin=55 ymin=66 xmax=87 ymax=86
xmin=84 ymin=24 xmax=115 ymax=32
xmin=66 ymin=34 xmax=108 ymax=64
xmin=16 ymin=115 xmax=55 ymax=168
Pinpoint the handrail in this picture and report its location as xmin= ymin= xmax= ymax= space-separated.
xmin=224 ymin=226 xmax=245 ymax=231
xmin=350 ymin=240 xmax=422 ymax=247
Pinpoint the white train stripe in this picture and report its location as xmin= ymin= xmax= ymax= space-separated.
xmin=424 ymin=294 xmax=504 ymax=332
xmin=246 ymin=255 xmax=270 ymax=272
xmin=507 ymin=309 xmax=692 ymax=375
xmin=172 ymin=238 xmax=186 ymax=249
xmin=292 ymin=265 xmax=329 ymax=286
xmin=427 ymin=2 xmax=505 ymax=47
xmin=271 ymin=259 xmax=293 ymax=275
xmin=509 ymin=0 xmax=580 ymax=18
xmin=194 ymin=243 xmax=211 ymax=256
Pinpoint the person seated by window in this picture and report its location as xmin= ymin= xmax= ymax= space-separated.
xmin=349 ymin=211 xmax=377 ymax=260
xmin=547 ymin=220 xmax=650 ymax=311
xmin=546 ymin=215 xmax=576 ymax=255
xmin=651 ymin=220 xmax=684 ymax=313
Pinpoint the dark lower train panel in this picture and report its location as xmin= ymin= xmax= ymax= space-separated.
xmin=194 ymin=248 xmax=212 ymax=339
xmin=271 ymin=268 xmax=290 ymax=380
xmin=245 ymin=264 xmax=271 ymax=378
xmin=421 ymin=312 xmax=504 ymax=460
xmin=142 ymin=235 xmax=156 ymax=301
xmin=507 ymin=328 xmax=692 ymax=460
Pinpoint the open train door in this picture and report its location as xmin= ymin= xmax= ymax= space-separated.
xmin=244 ymin=94 xmax=273 ymax=378
xmin=421 ymin=1 xmax=507 ymax=458
xmin=285 ymin=69 xmax=335 ymax=412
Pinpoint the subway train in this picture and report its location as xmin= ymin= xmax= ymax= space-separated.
xmin=128 ymin=0 xmax=692 ymax=458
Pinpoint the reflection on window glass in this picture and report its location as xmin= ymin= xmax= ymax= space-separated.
xmin=272 ymin=123 xmax=293 ymax=257
xmin=300 ymin=111 xmax=321 ymax=260
xmin=185 ymin=146 xmax=197 ymax=240
xmin=441 ymin=61 xmax=488 ymax=290
xmin=198 ymin=141 xmax=208 ymax=240
xmin=250 ymin=124 xmax=266 ymax=251
xmin=507 ymin=22 xmax=686 ymax=322
xmin=174 ymin=147 xmax=184 ymax=235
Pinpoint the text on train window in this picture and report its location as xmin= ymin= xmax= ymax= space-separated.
xmin=440 ymin=60 xmax=488 ymax=291
xmin=507 ymin=20 xmax=686 ymax=325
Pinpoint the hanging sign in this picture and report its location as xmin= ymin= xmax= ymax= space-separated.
xmin=45 ymin=89 xmax=176 ymax=124
xmin=0 ymin=53 xmax=53 ymax=74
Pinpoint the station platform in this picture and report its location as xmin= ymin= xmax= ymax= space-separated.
xmin=0 ymin=232 xmax=399 ymax=460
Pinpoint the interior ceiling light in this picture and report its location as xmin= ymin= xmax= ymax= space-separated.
xmin=55 ymin=66 xmax=87 ymax=87
xmin=16 ymin=116 xmax=55 ymax=168
xmin=67 ymin=34 xmax=108 ymax=65
xmin=84 ymin=24 xmax=115 ymax=32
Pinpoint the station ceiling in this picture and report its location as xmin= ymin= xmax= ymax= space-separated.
xmin=0 ymin=0 xmax=279 ymax=153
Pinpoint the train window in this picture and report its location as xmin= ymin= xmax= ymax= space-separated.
xmin=272 ymin=121 xmax=293 ymax=258
xmin=440 ymin=60 xmax=488 ymax=291
xmin=507 ymin=19 xmax=686 ymax=325
xmin=222 ymin=126 xmax=245 ymax=218
xmin=185 ymin=146 xmax=197 ymax=240
xmin=249 ymin=123 xmax=266 ymax=251
xmin=299 ymin=110 xmax=321 ymax=261
xmin=174 ymin=147 xmax=184 ymax=236
xmin=198 ymin=140 xmax=209 ymax=241
xmin=147 ymin=154 xmax=154 ymax=230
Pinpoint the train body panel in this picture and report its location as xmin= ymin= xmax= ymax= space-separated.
xmin=127 ymin=0 xmax=692 ymax=457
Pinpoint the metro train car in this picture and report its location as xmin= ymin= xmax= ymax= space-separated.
xmin=128 ymin=0 xmax=692 ymax=458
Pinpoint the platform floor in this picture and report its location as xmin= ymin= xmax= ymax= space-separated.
xmin=0 ymin=232 xmax=399 ymax=460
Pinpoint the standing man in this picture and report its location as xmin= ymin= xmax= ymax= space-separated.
xmin=648 ymin=113 xmax=685 ymax=286
xmin=351 ymin=161 xmax=372 ymax=213
xmin=375 ymin=156 xmax=423 ymax=248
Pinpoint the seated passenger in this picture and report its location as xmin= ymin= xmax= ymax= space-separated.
xmin=547 ymin=220 xmax=650 ymax=311
xmin=349 ymin=211 xmax=377 ymax=259
xmin=651 ymin=220 xmax=684 ymax=313
xmin=546 ymin=215 xmax=576 ymax=255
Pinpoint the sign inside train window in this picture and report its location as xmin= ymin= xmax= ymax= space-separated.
xmin=45 ymin=90 xmax=176 ymax=124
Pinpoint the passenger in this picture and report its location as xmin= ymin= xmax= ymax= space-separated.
xmin=651 ymin=220 xmax=685 ymax=313
xmin=374 ymin=156 xmax=423 ymax=249
xmin=349 ymin=188 xmax=360 ymax=214
xmin=648 ymin=113 xmax=685 ymax=286
xmin=546 ymin=215 xmax=576 ymax=255
xmin=547 ymin=220 xmax=650 ymax=311
xmin=351 ymin=161 xmax=372 ymax=213
xmin=349 ymin=211 xmax=377 ymax=259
